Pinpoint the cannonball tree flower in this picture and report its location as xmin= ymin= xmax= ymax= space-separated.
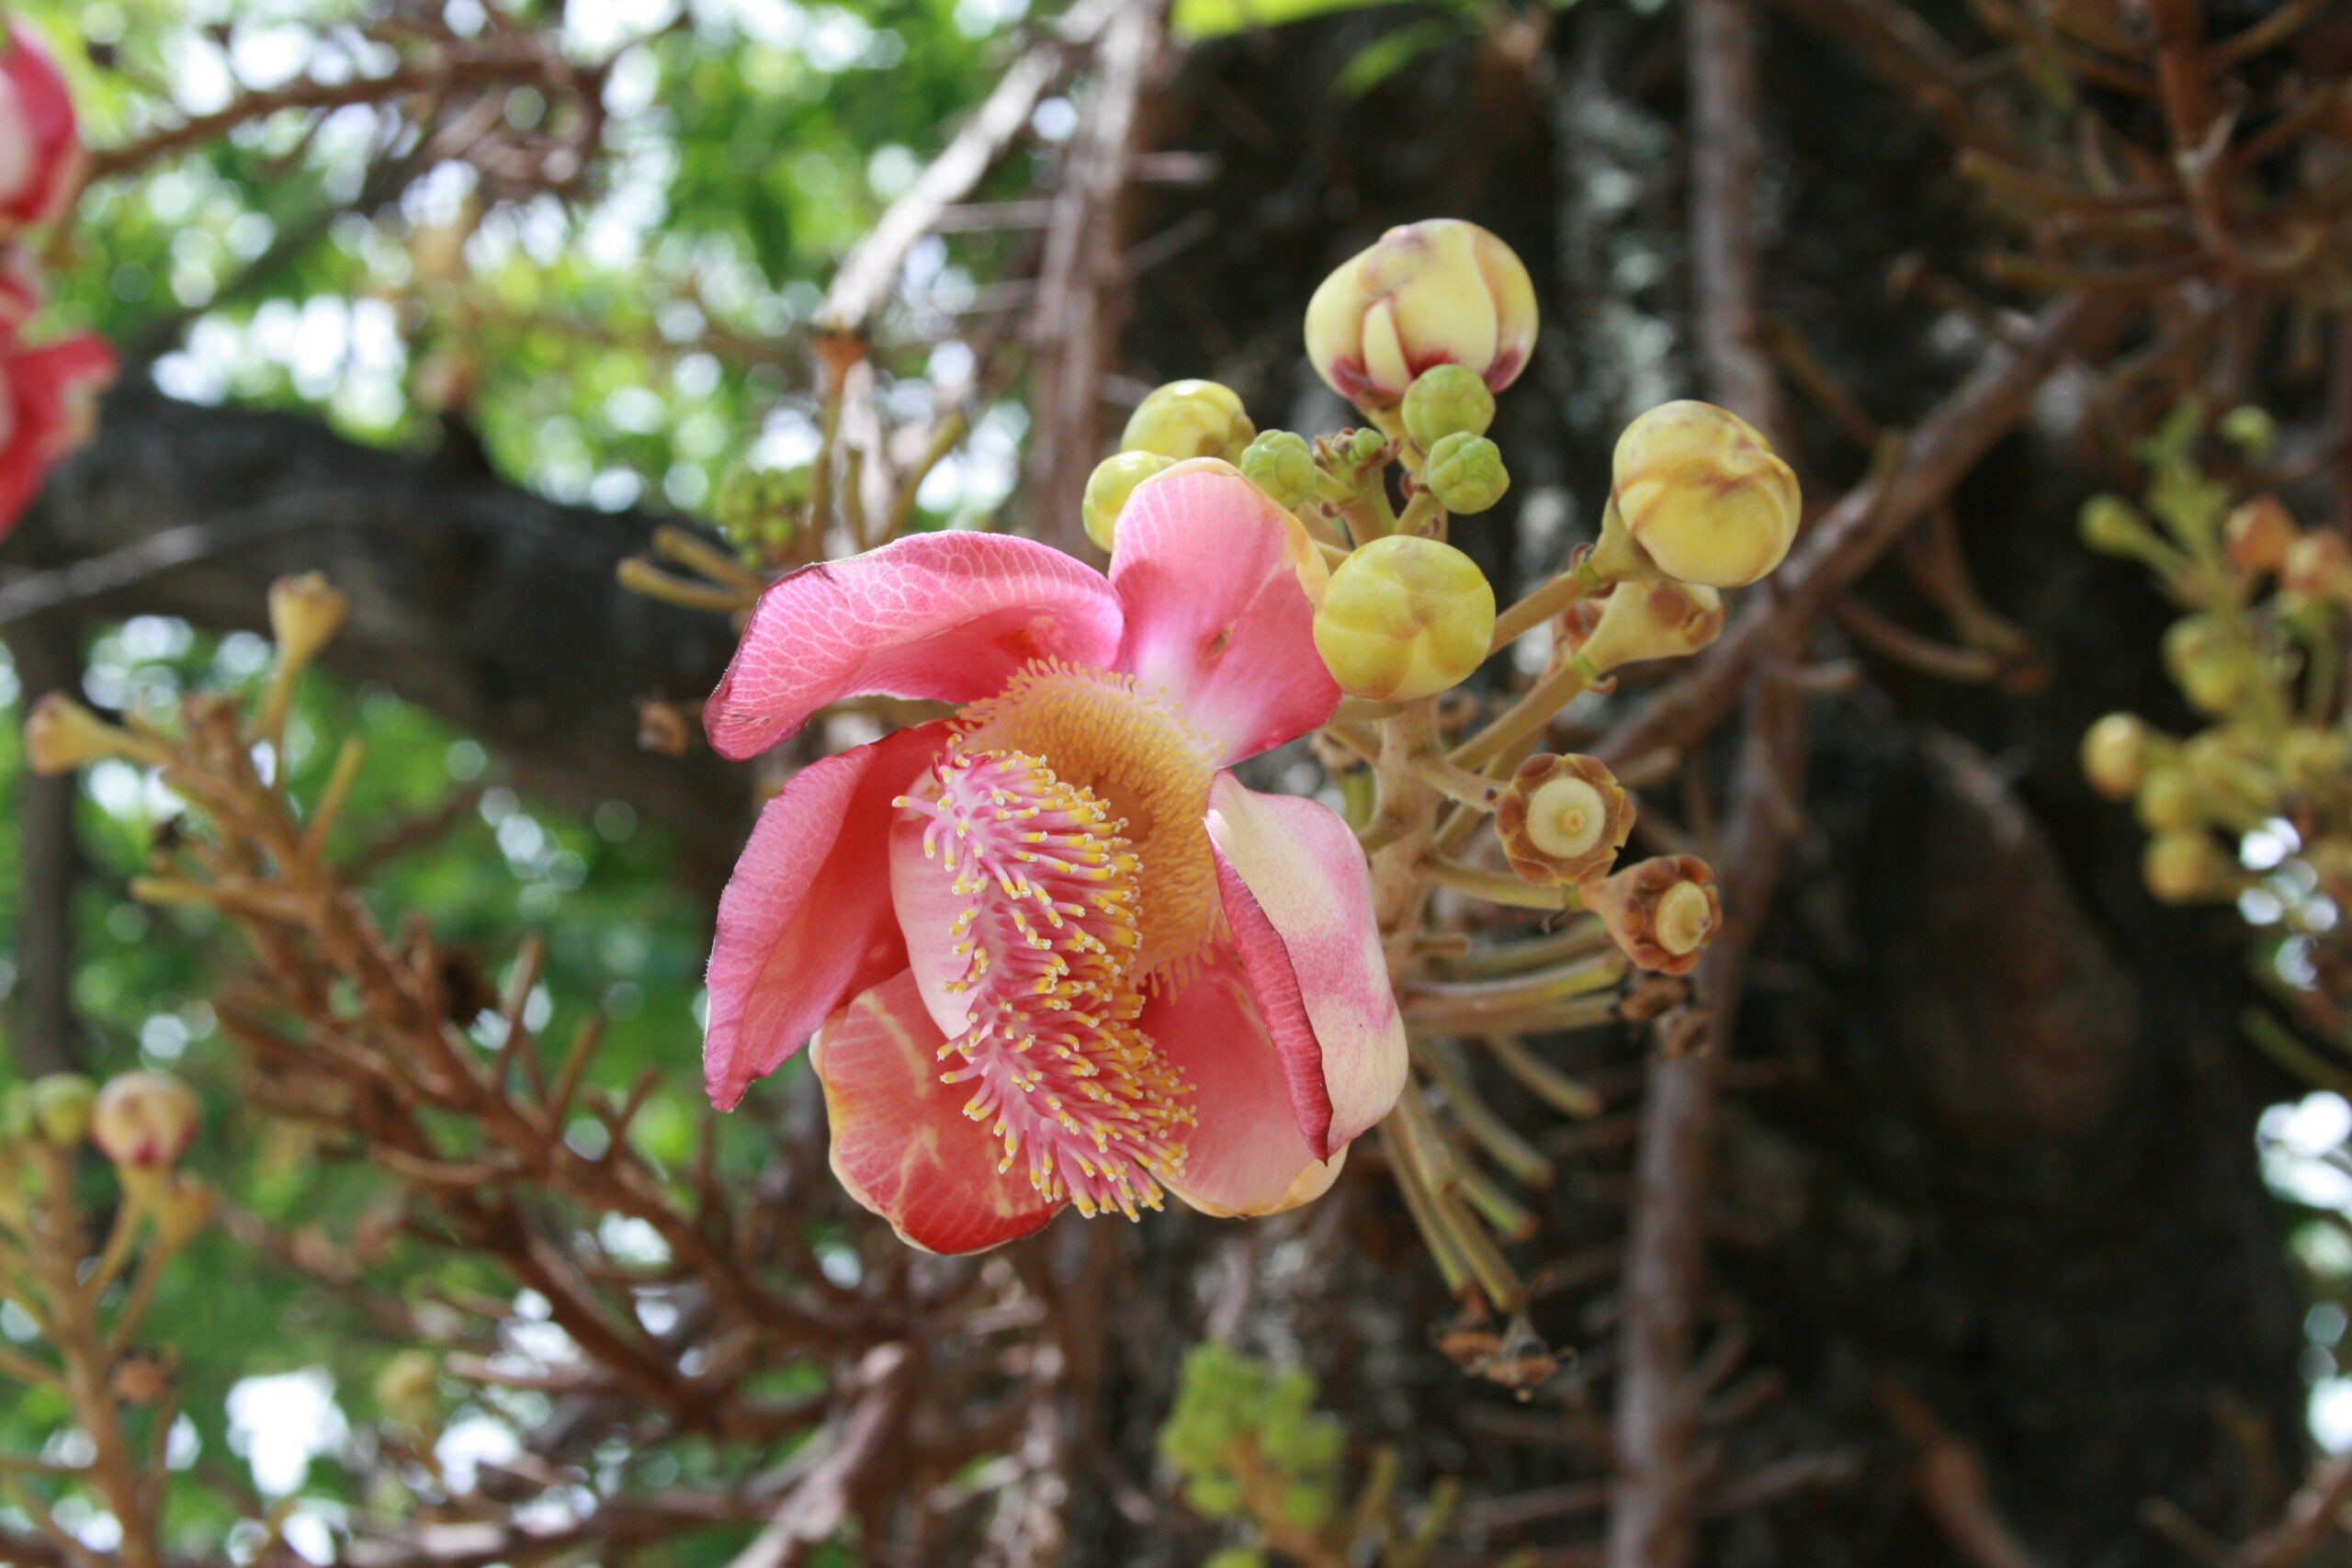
xmin=701 ymin=461 xmax=1409 ymax=1253
xmin=0 ymin=24 xmax=81 ymax=237
xmin=0 ymin=324 xmax=116 ymax=532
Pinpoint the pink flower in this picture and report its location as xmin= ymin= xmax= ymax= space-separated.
xmin=0 ymin=24 xmax=81 ymax=236
xmin=0 ymin=314 xmax=114 ymax=534
xmin=702 ymin=463 xmax=1408 ymax=1252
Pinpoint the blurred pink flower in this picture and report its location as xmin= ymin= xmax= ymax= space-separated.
xmin=0 ymin=24 xmax=82 ymax=236
xmin=0 ymin=316 xmax=113 ymax=533
xmin=702 ymin=464 xmax=1408 ymax=1252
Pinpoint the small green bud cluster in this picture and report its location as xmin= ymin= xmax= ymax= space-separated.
xmin=712 ymin=464 xmax=808 ymax=556
xmin=1159 ymin=1343 xmax=1343 ymax=1541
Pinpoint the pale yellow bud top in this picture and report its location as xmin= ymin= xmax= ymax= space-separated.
xmin=1611 ymin=400 xmax=1800 ymax=589
xmin=1312 ymin=535 xmax=1496 ymax=702
xmin=1082 ymin=450 xmax=1176 ymax=551
xmin=1495 ymin=753 xmax=1633 ymax=885
xmin=1654 ymin=880 xmax=1716 ymax=957
xmin=23 ymin=692 xmax=137 ymax=776
xmin=2080 ymin=713 xmax=2150 ymax=800
xmin=1304 ymin=219 xmax=1538 ymax=408
xmin=152 ymin=1173 xmax=214 ymax=1249
xmin=1525 ymin=774 xmax=1606 ymax=860
xmin=269 ymin=571 xmax=350 ymax=674
xmin=1120 ymin=380 xmax=1254 ymax=463
xmin=90 ymin=1072 xmax=200 ymax=1170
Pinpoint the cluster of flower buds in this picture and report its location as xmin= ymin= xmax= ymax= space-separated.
xmin=0 ymin=1069 xmax=205 ymax=1227
xmin=0 ymin=24 xmax=114 ymax=536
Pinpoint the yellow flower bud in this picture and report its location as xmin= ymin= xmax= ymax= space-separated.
xmin=23 ymin=692 xmax=139 ymax=776
xmin=1239 ymin=431 xmax=1317 ymax=511
xmin=2161 ymin=615 xmax=2254 ymax=716
xmin=1610 ymin=401 xmax=1800 ymax=589
xmin=2133 ymin=765 xmax=2201 ymax=832
xmin=2279 ymin=725 xmax=2347 ymax=794
xmin=375 ymin=1349 xmax=444 ymax=1430
xmin=2079 ymin=495 xmax=2158 ymax=558
xmin=269 ymin=571 xmax=349 ymax=674
xmin=1584 ymin=854 xmax=1722 ymax=976
xmin=1303 ymin=219 xmax=1538 ymax=408
xmin=152 ymin=1172 xmax=213 ymax=1250
xmin=1312 ymin=536 xmax=1496 ymax=702
xmin=2143 ymin=831 xmax=2236 ymax=904
xmin=27 ymin=1075 xmax=96 ymax=1149
xmin=2221 ymin=405 xmax=2277 ymax=459
xmin=2223 ymin=495 xmax=2296 ymax=576
xmin=1558 ymin=580 xmax=1724 ymax=678
xmin=1494 ymin=753 xmax=1635 ymax=885
xmin=2080 ymin=713 xmax=2151 ymax=800
xmin=90 ymin=1072 xmax=200 ymax=1170
xmin=1120 ymin=380 xmax=1254 ymax=463
xmin=1082 ymin=450 xmax=1177 ymax=552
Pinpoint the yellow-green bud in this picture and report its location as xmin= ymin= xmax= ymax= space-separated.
xmin=1401 ymin=364 xmax=1496 ymax=449
xmin=1304 ymin=219 xmax=1538 ymax=408
xmin=1312 ymin=535 xmax=1496 ymax=702
xmin=2080 ymin=495 xmax=2158 ymax=558
xmin=90 ymin=1073 xmax=199 ymax=1170
xmin=269 ymin=572 xmax=349 ymax=675
xmin=1558 ymin=580 xmax=1724 ymax=677
xmin=1584 ymin=854 xmax=1721 ymax=976
xmin=2080 ymin=713 xmax=2151 ymax=800
xmin=2134 ymin=765 xmax=2201 ymax=832
xmin=2279 ymin=726 xmax=2348 ymax=794
xmin=0 ymin=1086 xmax=30 ymax=1144
xmin=1422 ymin=433 xmax=1510 ymax=514
xmin=1120 ymin=380 xmax=1254 ymax=463
xmin=152 ymin=1173 xmax=213 ymax=1249
xmin=1239 ymin=431 xmax=1317 ymax=511
xmin=1494 ymin=753 xmax=1634 ymax=885
xmin=27 ymin=1075 xmax=96 ymax=1148
xmin=2143 ymin=830 xmax=2236 ymax=904
xmin=2162 ymin=615 xmax=2253 ymax=716
xmin=375 ymin=1349 xmax=444 ymax=1429
xmin=2221 ymin=405 xmax=2277 ymax=459
xmin=1611 ymin=400 xmax=1800 ymax=589
xmin=23 ymin=693 xmax=139 ymax=776
xmin=1082 ymin=450 xmax=1176 ymax=552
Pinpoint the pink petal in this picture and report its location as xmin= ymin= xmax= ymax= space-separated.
xmin=704 ymin=722 xmax=950 ymax=1110
xmin=812 ymin=971 xmax=1062 ymax=1254
xmin=1108 ymin=464 xmax=1339 ymax=763
xmin=0 ymin=333 xmax=115 ymax=536
xmin=1205 ymin=773 xmax=1406 ymax=1157
xmin=1147 ymin=955 xmax=1346 ymax=1218
xmin=0 ymin=24 xmax=78 ymax=231
xmin=705 ymin=532 xmax=1125 ymax=761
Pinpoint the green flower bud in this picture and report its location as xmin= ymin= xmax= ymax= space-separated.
xmin=1402 ymin=363 xmax=1496 ymax=449
xmin=1184 ymin=1473 xmax=1245 ymax=1518
xmin=1423 ymin=432 xmax=1510 ymax=514
xmin=2134 ymin=765 xmax=2201 ymax=832
xmin=1082 ymin=450 xmax=1176 ymax=552
xmin=1305 ymin=219 xmax=1538 ymax=407
xmin=1313 ymin=536 xmax=1496 ymax=702
xmin=2080 ymin=713 xmax=2151 ymax=800
xmin=152 ymin=1172 xmax=213 ymax=1249
xmin=1611 ymin=400 xmax=1799 ymax=588
xmin=2080 ymin=495 xmax=2158 ymax=558
xmin=2162 ymin=615 xmax=2254 ymax=716
xmin=1120 ymin=379 xmax=1254 ymax=463
xmin=2279 ymin=726 xmax=2348 ymax=794
xmin=376 ymin=1348 xmax=444 ymax=1429
xmin=2143 ymin=830 xmax=2236 ymax=904
xmin=27 ymin=1075 xmax=96 ymax=1149
xmin=2222 ymin=405 xmax=2278 ymax=459
xmin=1239 ymin=431 xmax=1317 ymax=511
xmin=0 ymin=1085 xmax=31 ymax=1144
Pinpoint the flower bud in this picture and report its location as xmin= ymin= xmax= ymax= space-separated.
xmin=1495 ymin=753 xmax=1635 ymax=885
xmin=376 ymin=1349 xmax=444 ymax=1430
xmin=2143 ymin=830 xmax=2236 ymax=904
xmin=269 ymin=572 xmax=349 ymax=675
xmin=2221 ymin=404 xmax=2277 ymax=459
xmin=2224 ymin=496 xmax=2297 ymax=575
xmin=23 ymin=692 xmax=138 ymax=776
xmin=2179 ymin=730 xmax=2278 ymax=829
xmin=2162 ymin=615 xmax=2255 ymax=716
xmin=2283 ymin=532 xmax=2352 ymax=606
xmin=26 ymin=1074 xmax=95 ymax=1148
xmin=1303 ymin=219 xmax=1538 ymax=408
xmin=2081 ymin=713 xmax=2151 ymax=799
xmin=1610 ymin=401 xmax=1800 ymax=589
xmin=1239 ymin=431 xmax=1317 ymax=511
xmin=2134 ymin=765 xmax=2201 ymax=832
xmin=1312 ymin=535 xmax=1495 ymax=702
xmin=2079 ymin=495 xmax=2159 ymax=558
xmin=1401 ymin=364 xmax=1497 ymax=449
xmin=1558 ymin=580 xmax=1724 ymax=678
xmin=1120 ymin=380 xmax=1255 ymax=463
xmin=1422 ymin=433 xmax=1510 ymax=515
xmin=1584 ymin=854 xmax=1721 ymax=976
xmin=152 ymin=1172 xmax=213 ymax=1249
xmin=1082 ymin=450 xmax=1176 ymax=552
xmin=90 ymin=1072 xmax=199 ymax=1170
xmin=2279 ymin=725 xmax=2347 ymax=794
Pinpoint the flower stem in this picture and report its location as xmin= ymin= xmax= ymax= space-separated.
xmin=1449 ymin=660 xmax=1592 ymax=773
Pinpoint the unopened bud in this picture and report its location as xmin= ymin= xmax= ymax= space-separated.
xmin=1584 ymin=854 xmax=1721 ymax=976
xmin=24 ymin=693 xmax=139 ymax=776
xmin=2162 ymin=615 xmax=2255 ymax=716
xmin=90 ymin=1073 xmax=199 ymax=1170
xmin=2283 ymin=532 xmax=2352 ymax=606
xmin=1402 ymin=364 xmax=1497 ymax=449
xmin=269 ymin=572 xmax=349 ymax=674
xmin=2279 ymin=726 xmax=2347 ymax=794
xmin=1495 ymin=753 xmax=1634 ymax=885
xmin=2080 ymin=495 xmax=2159 ymax=558
xmin=27 ymin=1075 xmax=95 ymax=1148
xmin=1610 ymin=401 xmax=1799 ymax=589
xmin=1422 ymin=433 xmax=1510 ymax=514
xmin=375 ymin=1349 xmax=444 ymax=1429
xmin=2180 ymin=730 xmax=2278 ymax=829
xmin=1304 ymin=219 xmax=1538 ymax=408
xmin=1558 ymin=580 xmax=1724 ymax=677
xmin=1082 ymin=450 xmax=1176 ymax=552
xmin=2221 ymin=405 xmax=2277 ymax=459
xmin=2134 ymin=765 xmax=2202 ymax=832
xmin=1239 ymin=431 xmax=1317 ymax=511
xmin=2081 ymin=713 xmax=2151 ymax=799
xmin=1120 ymin=380 xmax=1254 ymax=463
xmin=2143 ymin=830 xmax=2236 ymax=904
xmin=1312 ymin=536 xmax=1495 ymax=702
xmin=2224 ymin=496 xmax=2297 ymax=575
xmin=152 ymin=1173 xmax=213 ymax=1249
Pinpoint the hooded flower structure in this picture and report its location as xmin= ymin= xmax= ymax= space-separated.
xmin=703 ymin=462 xmax=1409 ymax=1253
